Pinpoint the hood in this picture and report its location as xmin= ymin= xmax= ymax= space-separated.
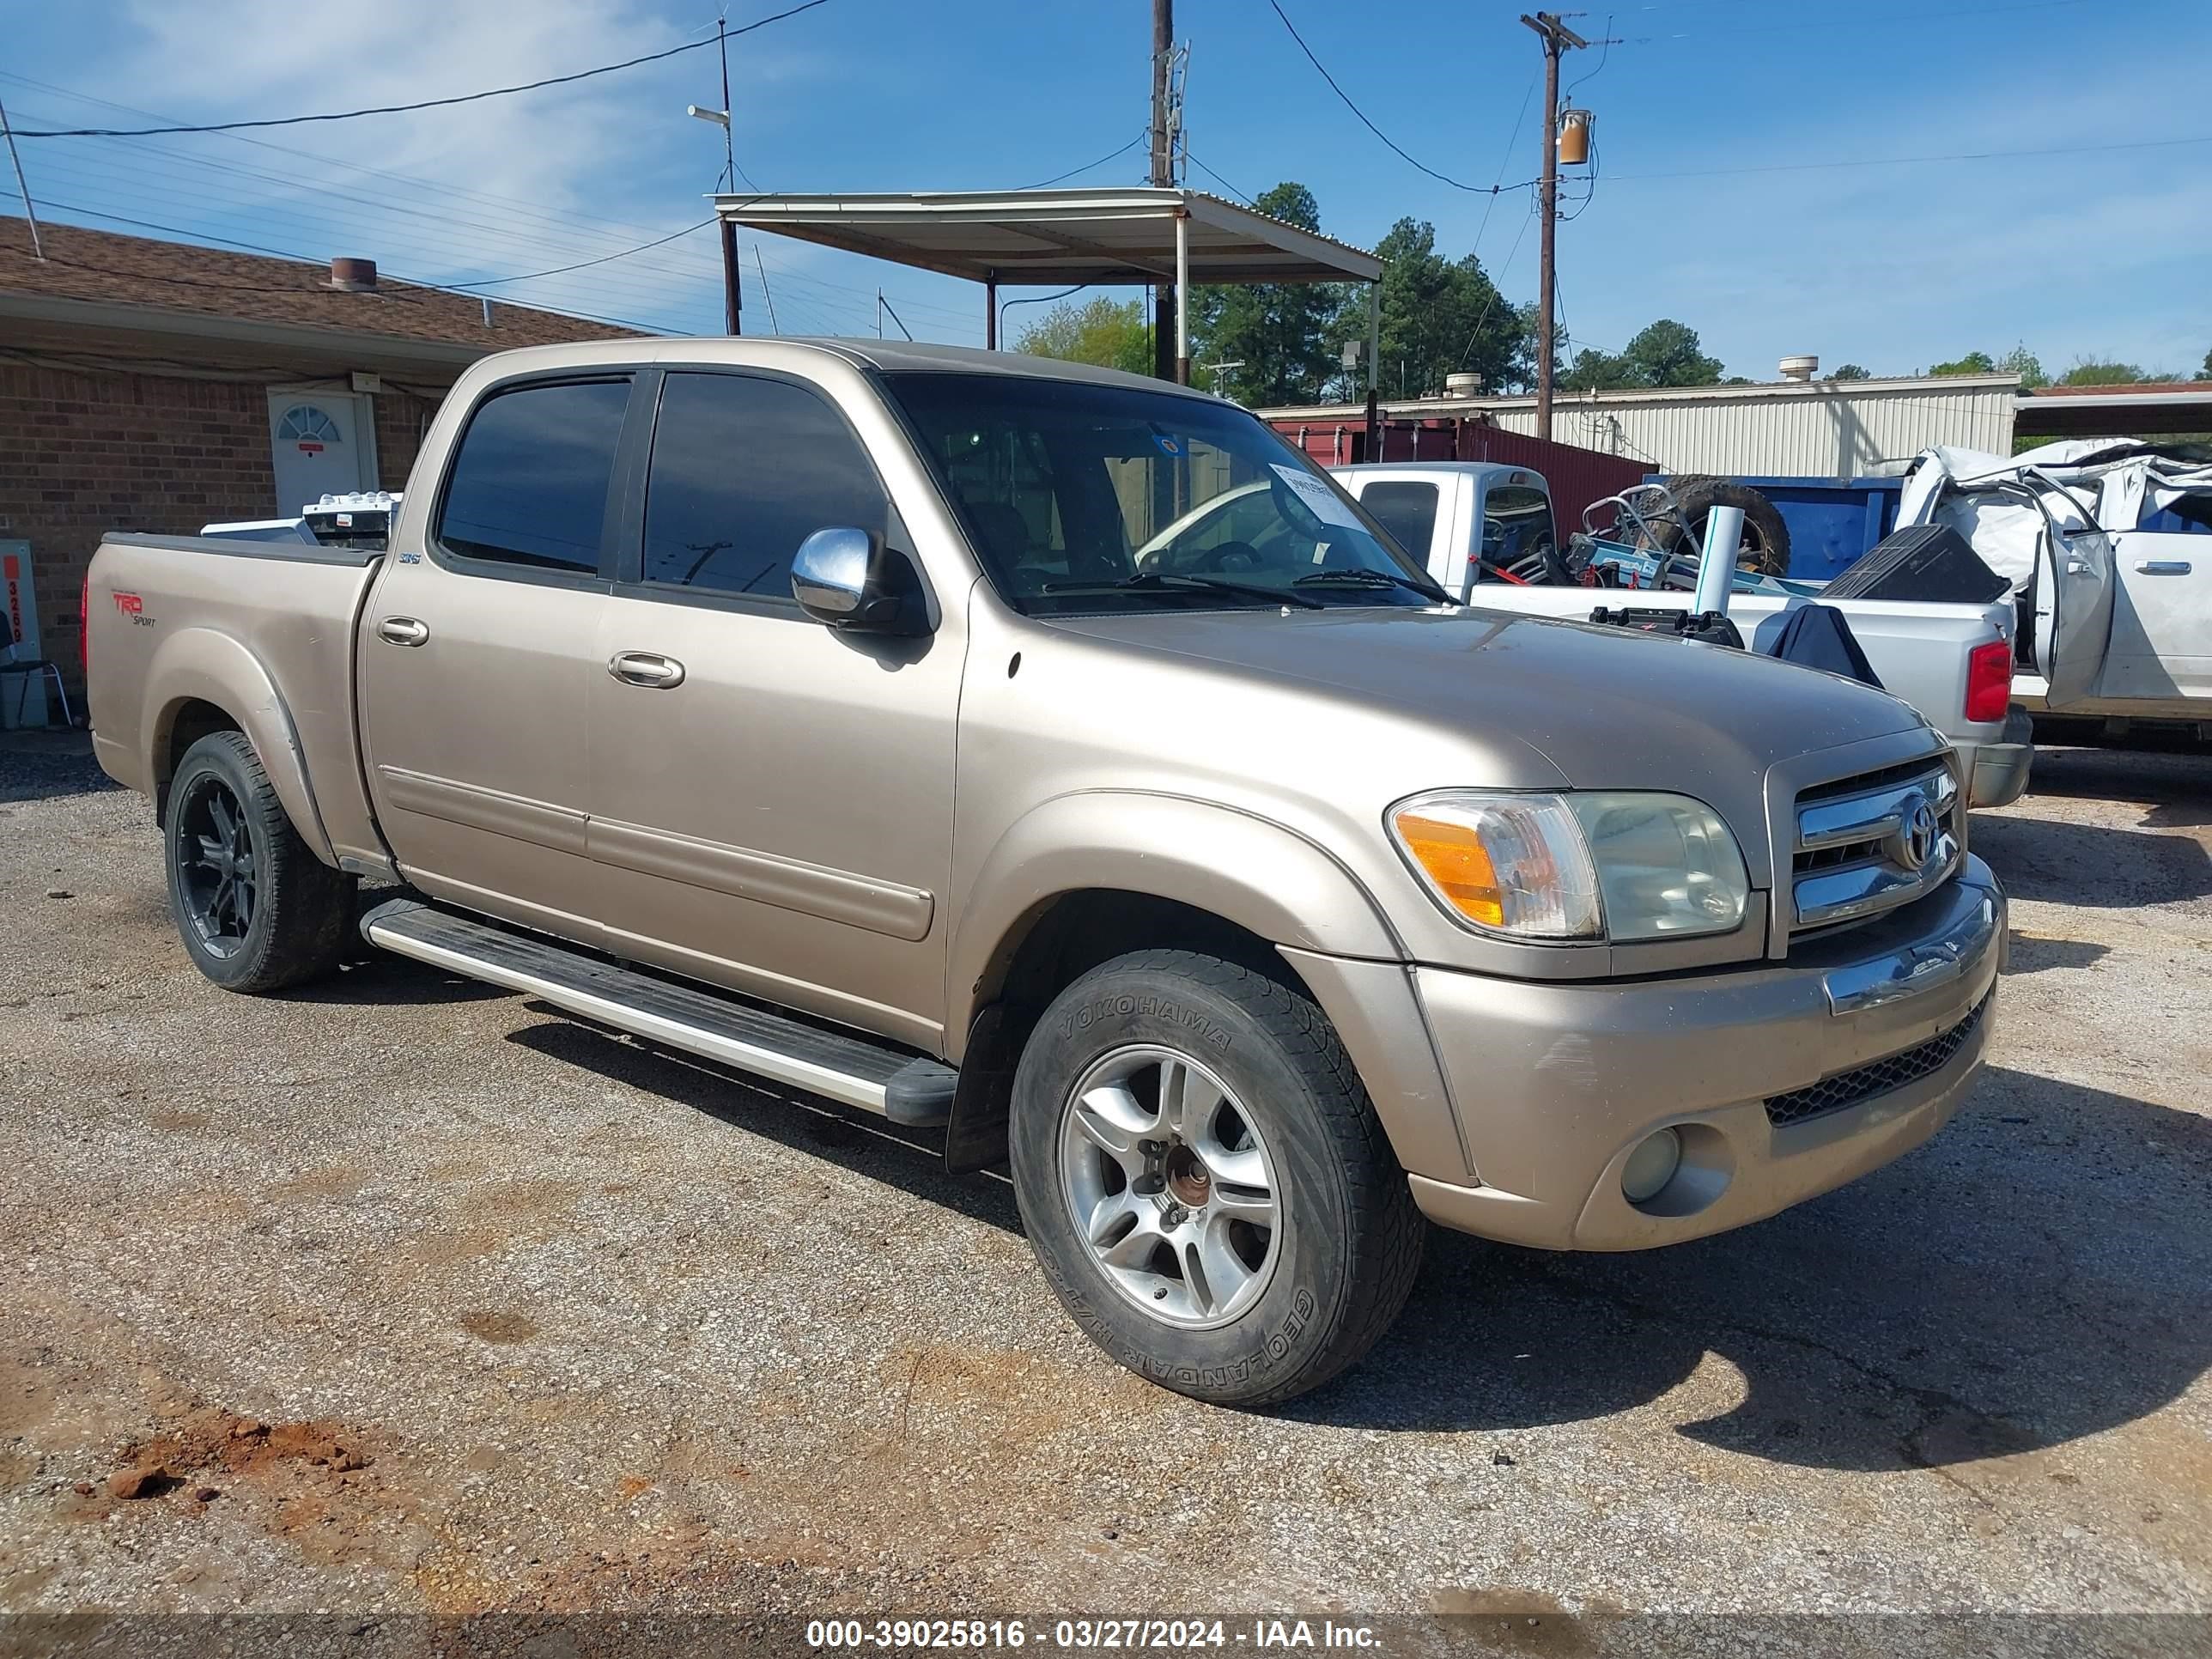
xmin=1046 ymin=603 xmax=1929 ymax=800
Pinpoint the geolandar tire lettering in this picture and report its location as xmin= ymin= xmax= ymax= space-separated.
xmin=1009 ymin=948 xmax=1424 ymax=1407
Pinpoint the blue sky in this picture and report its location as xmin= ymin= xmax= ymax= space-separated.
xmin=4 ymin=0 xmax=2208 ymax=380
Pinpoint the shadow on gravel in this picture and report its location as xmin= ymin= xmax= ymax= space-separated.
xmin=504 ymin=1017 xmax=1024 ymax=1237
xmin=2018 ymin=743 xmax=2212 ymax=820
xmin=478 ymin=981 xmax=2212 ymax=1474
xmin=1291 ymin=1066 xmax=2212 ymax=1471
xmin=2000 ymin=933 xmax=2109 ymax=975
xmin=1970 ymin=811 xmax=2212 ymax=907
xmin=0 ymin=745 xmax=118 ymax=805
xmin=276 ymin=952 xmax=512 ymax=1006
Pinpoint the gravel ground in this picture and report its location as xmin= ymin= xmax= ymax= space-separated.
xmin=1 ymin=734 xmax=2207 ymax=1628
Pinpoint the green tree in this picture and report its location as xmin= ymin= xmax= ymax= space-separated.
xmin=1012 ymin=295 xmax=1152 ymax=376
xmin=1559 ymin=346 xmax=1631 ymax=392
xmin=1184 ymin=183 xmax=1346 ymax=405
xmin=2057 ymin=358 xmax=2145 ymax=386
xmin=1996 ymin=345 xmax=2047 ymax=389
xmin=1829 ymin=362 xmax=1873 ymax=381
xmin=1556 ymin=320 xmax=1724 ymax=392
xmin=1616 ymin=319 xmax=1724 ymax=387
xmin=1929 ymin=350 xmax=1997 ymax=376
xmin=2202 ymin=345 xmax=2212 ymax=380
xmin=1329 ymin=216 xmax=1527 ymax=400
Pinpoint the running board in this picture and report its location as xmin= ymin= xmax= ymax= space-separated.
xmin=361 ymin=898 xmax=954 ymax=1122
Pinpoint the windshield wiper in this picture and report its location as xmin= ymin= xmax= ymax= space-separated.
xmin=1292 ymin=568 xmax=1452 ymax=604
xmin=1043 ymin=571 xmax=1323 ymax=610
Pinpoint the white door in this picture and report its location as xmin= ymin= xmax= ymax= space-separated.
xmin=267 ymin=391 xmax=375 ymax=516
xmin=2098 ymin=532 xmax=2212 ymax=705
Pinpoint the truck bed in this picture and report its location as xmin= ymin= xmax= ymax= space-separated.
xmin=85 ymin=532 xmax=386 ymax=870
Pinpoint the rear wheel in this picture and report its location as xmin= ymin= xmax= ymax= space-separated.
xmin=164 ymin=731 xmax=352 ymax=993
xmin=1009 ymin=950 xmax=1425 ymax=1407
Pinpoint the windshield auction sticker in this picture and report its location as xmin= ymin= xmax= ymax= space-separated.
xmin=1270 ymin=464 xmax=1363 ymax=530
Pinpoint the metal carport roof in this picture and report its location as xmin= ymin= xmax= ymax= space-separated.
xmin=714 ymin=187 xmax=1382 ymax=287
xmin=713 ymin=186 xmax=1383 ymax=386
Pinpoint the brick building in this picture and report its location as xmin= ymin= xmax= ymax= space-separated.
xmin=1 ymin=216 xmax=643 ymax=715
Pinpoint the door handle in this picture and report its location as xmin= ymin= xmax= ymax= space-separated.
xmin=2136 ymin=560 xmax=2192 ymax=575
xmin=376 ymin=616 xmax=429 ymax=647
xmin=607 ymin=651 xmax=686 ymax=689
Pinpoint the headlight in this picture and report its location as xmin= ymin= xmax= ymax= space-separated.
xmin=1389 ymin=791 xmax=1748 ymax=943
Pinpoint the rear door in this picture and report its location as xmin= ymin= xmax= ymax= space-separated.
xmin=358 ymin=372 xmax=634 ymax=943
xmin=585 ymin=368 xmax=963 ymax=1048
xmin=2097 ymin=480 xmax=2212 ymax=704
xmin=2025 ymin=472 xmax=2114 ymax=709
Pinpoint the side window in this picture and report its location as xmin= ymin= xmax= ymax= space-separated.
xmin=1358 ymin=481 xmax=1440 ymax=561
xmin=641 ymin=372 xmax=887 ymax=599
xmin=436 ymin=379 xmax=630 ymax=572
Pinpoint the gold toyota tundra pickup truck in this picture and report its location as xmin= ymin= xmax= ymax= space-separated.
xmin=85 ymin=340 xmax=2003 ymax=1405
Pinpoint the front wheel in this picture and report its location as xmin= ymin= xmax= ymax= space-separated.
xmin=1008 ymin=950 xmax=1425 ymax=1407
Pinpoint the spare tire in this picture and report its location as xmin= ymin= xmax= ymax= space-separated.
xmin=1649 ymin=477 xmax=1791 ymax=578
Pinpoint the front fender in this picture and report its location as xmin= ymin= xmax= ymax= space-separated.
xmin=948 ymin=789 xmax=1406 ymax=1034
xmin=142 ymin=628 xmax=336 ymax=866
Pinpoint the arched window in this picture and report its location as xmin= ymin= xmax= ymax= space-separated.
xmin=276 ymin=404 xmax=343 ymax=451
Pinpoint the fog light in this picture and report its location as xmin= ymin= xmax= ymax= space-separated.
xmin=1620 ymin=1128 xmax=1682 ymax=1204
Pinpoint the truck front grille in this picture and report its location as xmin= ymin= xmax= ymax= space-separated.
xmin=1765 ymin=989 xmax=1991 ymax=1127
xmin=1790 ymin=758 xmax=1960 ymax=933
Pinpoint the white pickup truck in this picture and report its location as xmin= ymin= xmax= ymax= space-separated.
xmin=1327 ymin=462 xmax=2033 ymax=809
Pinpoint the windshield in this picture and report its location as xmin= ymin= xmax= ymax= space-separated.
xmin=885 ymin=372 xmax=1443 ymax=614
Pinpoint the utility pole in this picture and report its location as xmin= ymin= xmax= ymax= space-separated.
xmin=1521 ymin=11 xmax=1588 ymax=441
xmin=716 ymin=9 xmax=741 ymax=335
xmin=0 ymin=97 xmax=45 ymax=260
xmin=1150 ymin=0 xmax=1176 ymax=382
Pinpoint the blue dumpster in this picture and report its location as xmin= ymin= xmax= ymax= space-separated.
xmin=1645 ymin=474 xmax=1905 ymax=582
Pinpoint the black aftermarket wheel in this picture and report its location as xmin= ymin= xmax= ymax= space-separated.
xmin=1008 ymin=950 xmax=1425 ymax=1407
xmin=164 ymin=731 xmax=352 ymax=994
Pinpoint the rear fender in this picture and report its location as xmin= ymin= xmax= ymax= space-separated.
xmin=143 ymin=628 xmax=336 ymax=865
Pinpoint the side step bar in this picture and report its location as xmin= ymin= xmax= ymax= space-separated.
xmin=361 ymin=898 xmax=955 ymax=1124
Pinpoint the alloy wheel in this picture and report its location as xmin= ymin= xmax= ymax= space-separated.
xmin=177 ymin=775 xmax=258 ymax=957
xmin=1057 ymin=1044 xmax=1282 ymax=1329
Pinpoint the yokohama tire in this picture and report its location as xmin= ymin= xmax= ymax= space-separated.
xmin=163 ymin=730 xmax=353 ymax=994
xmin=1008 ymin=949 xmax=1425 ymax=1407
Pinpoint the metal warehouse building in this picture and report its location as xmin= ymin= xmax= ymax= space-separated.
xmin=1261 ymin=370 xmax=2019 ymax=479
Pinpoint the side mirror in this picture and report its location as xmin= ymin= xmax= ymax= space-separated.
xmin=791 ymin=526 xmax=930 ymax=635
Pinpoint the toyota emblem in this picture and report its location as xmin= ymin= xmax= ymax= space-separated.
xmin=1899 ymin=794 xmax=1940 ymax=871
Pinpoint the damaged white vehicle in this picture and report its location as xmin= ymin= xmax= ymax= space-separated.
xmin=1899 ymin=440 xmax=2212 ymax=733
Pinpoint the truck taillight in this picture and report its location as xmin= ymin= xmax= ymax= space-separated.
xmin=80 ymin=574 xmax=90 ymax=672
xmin=1965 ymin=638 xmax=2011 ymax=724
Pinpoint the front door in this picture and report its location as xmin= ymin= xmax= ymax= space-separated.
xmin=586 ymin=368 xmax=963 ymax=1049
xmin=268 ymin=390 xmax=374 ymax=515
xmin=358 ymin=373 xmax=633 ymax=941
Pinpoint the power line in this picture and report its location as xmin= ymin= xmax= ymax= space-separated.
xmin=442 ymin=220 xmax=718 ymax=288
xmin=1020 ymin=133 xmax=1146 ymax=191
xmin=8 ymin=0 xmax=836 ymax=139
xmin=1608 ymin=131 xmax=2212 ymax=181
xmin=21 ymin=198 xmax=687 ymax=335
xmin=1470 ymin=75 xmax=1537 ymax=264
xmin=1264 ymin=0 xmax=1522 ymax=196
xmin=1183 ymin=151 xmax=1254 ymax=206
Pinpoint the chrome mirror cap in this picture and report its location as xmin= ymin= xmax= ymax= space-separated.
xmin=791 ymin=526 xmax=873 ymax=619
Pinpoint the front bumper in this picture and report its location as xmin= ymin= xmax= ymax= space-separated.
xmin=1963 ymin=709 xmax=2034 ymax=809
xmin=1406 ymin=856 xmax=2004 ymax=1251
